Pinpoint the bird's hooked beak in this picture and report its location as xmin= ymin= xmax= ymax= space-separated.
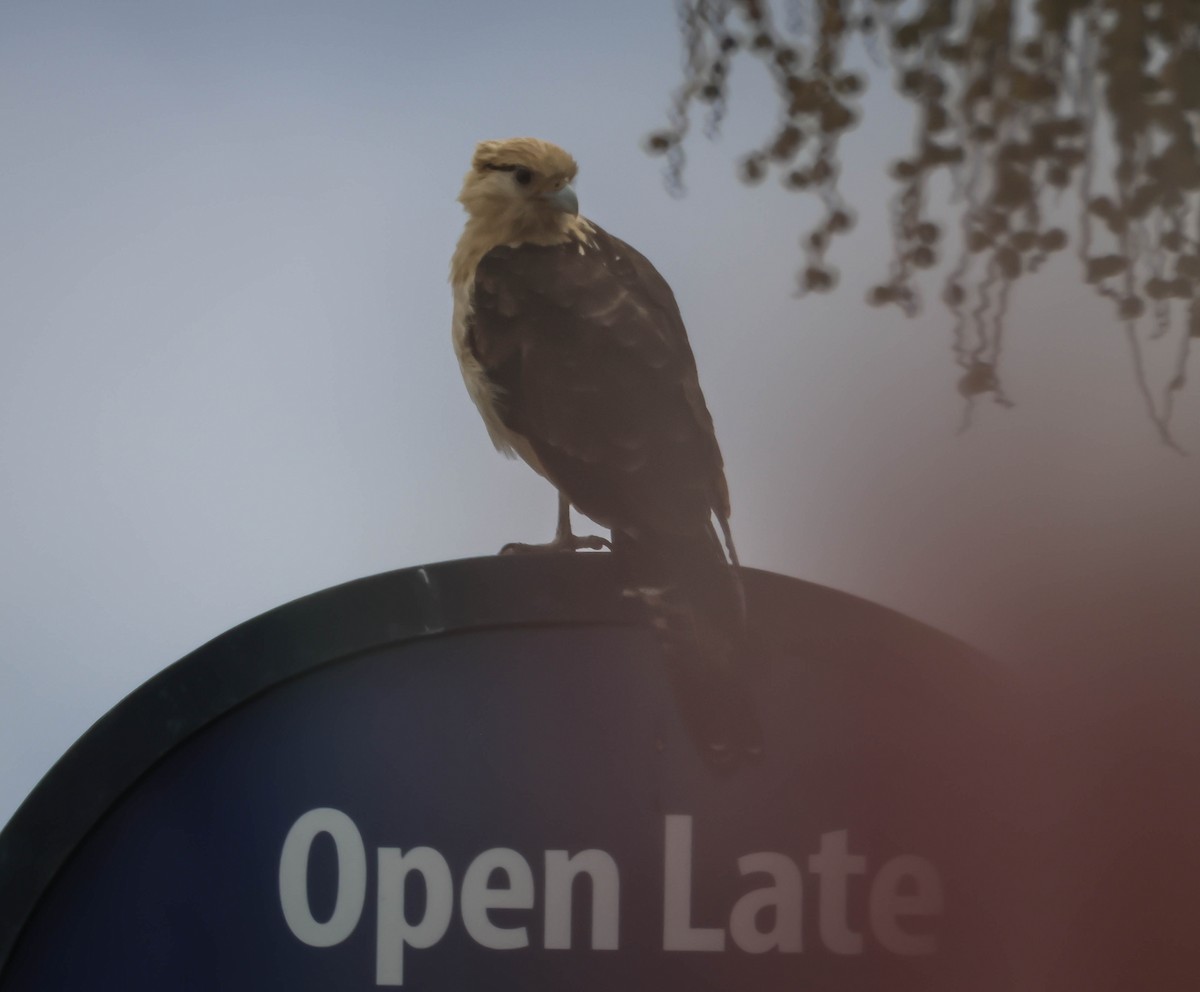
xmin=542 ymin=184 xmax=579 ymax=216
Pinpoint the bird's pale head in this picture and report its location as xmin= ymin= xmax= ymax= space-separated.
xmin=457 ymin=137 xmax=582 ymax=240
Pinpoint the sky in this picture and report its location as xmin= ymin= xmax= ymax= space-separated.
xmin=2 ymin=0 xmax=1198 ymax=831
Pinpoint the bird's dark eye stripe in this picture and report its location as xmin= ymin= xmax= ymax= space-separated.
xmin=485 ymin=163 xmax=534 ymax=185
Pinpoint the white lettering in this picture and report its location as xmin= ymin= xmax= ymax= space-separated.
xmin=544 ymin=849 xmax=620 ymax=950
xmin=279 ymin=809 xmax=945 ymax=976
xmin=808 ymin=830 xmax=866 ymax=954
xmin=729 ymin=852 xmax=803 ymax=953
xmin=663 ymin=815 xmax=725 ymax=951
xmin=461 ymin=848 xmax=535 ymax=950
xmin=869 ymin=854 xmax=942 ymax=955
xmin=278 ymin=807 xmax=367 ymax=947
xmin=376 ymin=846 xmax=453 ymax=986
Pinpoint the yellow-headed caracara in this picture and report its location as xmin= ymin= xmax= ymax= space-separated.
xmin=450 ymin=138 xmax=758 ymax=759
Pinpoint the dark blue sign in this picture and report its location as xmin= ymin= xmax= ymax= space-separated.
xmin=0 ymin=557 xmax=1017 ymax=990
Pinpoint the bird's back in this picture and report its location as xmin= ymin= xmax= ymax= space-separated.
xmin=468 ymin=223 xmax=731 ymax=541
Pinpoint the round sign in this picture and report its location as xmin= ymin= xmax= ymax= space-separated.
xmin=0 ymin=555 xmax=1018 ymax=990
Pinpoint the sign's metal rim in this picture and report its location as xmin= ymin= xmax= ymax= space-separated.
xmin=0 ymin=554 xmax=981 ymax=975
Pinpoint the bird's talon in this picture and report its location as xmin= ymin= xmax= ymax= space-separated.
xmin=497 ymin=534 xmax=612 ymax=556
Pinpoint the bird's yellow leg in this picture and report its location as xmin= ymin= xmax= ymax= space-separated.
xmin=499 ymin=492 xmax=612 ymax=554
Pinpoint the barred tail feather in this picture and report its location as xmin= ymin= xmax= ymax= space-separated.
xmin=613 ymin=525 xmax=762 ymax=766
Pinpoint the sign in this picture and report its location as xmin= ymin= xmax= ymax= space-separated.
xmin=0 ymin=556 xmax=1017 ymax=990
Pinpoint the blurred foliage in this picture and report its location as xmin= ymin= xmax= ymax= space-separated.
xmin=648 ymin=0 xmax=1199 ymax=445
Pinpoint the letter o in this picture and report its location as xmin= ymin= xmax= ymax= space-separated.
xmin=279 ymin=807 xmax=367 ymax=946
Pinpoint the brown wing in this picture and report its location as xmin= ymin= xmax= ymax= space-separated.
xmin=467 ymin=223 xmax=730 ymax=539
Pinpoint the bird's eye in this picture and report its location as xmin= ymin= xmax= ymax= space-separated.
xmin=514 ymin=167 xmax=533 ymax=186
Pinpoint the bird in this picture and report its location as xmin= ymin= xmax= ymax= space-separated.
xmin=449 ymin=137 xmax=759 ymax=760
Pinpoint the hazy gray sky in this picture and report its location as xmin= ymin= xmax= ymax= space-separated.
xmin=2 ymin=0 xmax=1197 ymax=828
